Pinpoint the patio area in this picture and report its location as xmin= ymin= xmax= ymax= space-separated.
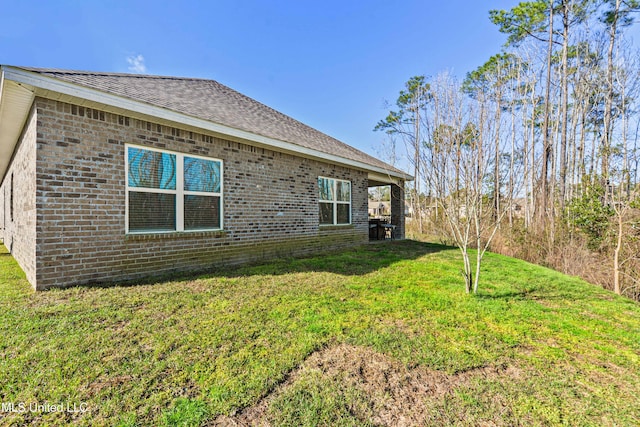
xmin=367 ymin=180 xmax=404 ymax=241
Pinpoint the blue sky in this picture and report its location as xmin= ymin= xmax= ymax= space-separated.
xmin=2 ymin=0 xmax=522 ymax=167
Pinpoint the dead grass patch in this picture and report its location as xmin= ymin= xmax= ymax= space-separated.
xmin=82 ymin=375 xmax=133 ymax=397
xmin=212 ymin=344 xmax=522 ymax=426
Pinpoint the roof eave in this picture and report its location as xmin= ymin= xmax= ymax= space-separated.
xmin=368 ymin=171 xmax=409 ymax=187
xmin=0 ymin=67 xmax=36 ymax=184
xmin=3 ymin=66 xmax=412 ymax=182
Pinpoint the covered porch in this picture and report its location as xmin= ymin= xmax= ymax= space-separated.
xmin=367 ymin=171 xmax=406 ymax=241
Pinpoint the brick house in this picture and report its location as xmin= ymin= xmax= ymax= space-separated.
xmin=0 ymin=66 xmax=410 ymax=290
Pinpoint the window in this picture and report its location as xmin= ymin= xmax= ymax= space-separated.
xmin=318 ymin=177 xmax=351 ymax=225
xmin=126 ymin=145 xmax=223 ymax=233
xmin=10 ymin=173 xmax=13 ymax=222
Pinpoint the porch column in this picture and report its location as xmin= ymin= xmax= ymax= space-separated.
xmin=390 ymin=183 xmax=405 ymax=240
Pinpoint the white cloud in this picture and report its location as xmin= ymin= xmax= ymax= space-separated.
xmin=126 ymin=54 xmax=146 ymax=73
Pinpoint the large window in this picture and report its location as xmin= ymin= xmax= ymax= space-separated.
xmin=318 ymin=177 xmax=351 ymax=225
xmin=126 ymin=145 xmax=223 ymax=233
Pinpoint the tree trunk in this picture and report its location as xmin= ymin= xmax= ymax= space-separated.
xmin=529 ymin=87 xmax=537 ymax=227
xmin=474 ymin=213 xmax=482 ymax=294
xmin=540 ymin=2 xmax=554 ymax=222
xmin=494 ymin=88 xmax=502 ymax=223
xmin=559 ymin=0 xmax=570 ymax=208
xmin=603 ymin=0 xmax=621 ymax=180
xmin=509 ymin=97 xmax=516 ymax=227
xmin=614 ymin=209 xmax=622 ymax=295
xmin=463 ymin=249 xmax=473 ymax=294
xmin=579 ymin=107 xmax=587 ymax=188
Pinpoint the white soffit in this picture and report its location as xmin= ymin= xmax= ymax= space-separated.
xmin=368 ymin=171 xmax=403 ymax=187
xmin=0 ymin=76 xmax=35 ymax=182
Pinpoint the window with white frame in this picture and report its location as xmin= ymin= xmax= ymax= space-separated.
xmin=318 ymin=176 xmax=351 ymax=225
xmin=126 ymin=145 xmax=223 ymax=233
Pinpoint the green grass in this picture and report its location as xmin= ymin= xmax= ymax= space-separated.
xmin=0 ymin=241 xmax=639 ymax=425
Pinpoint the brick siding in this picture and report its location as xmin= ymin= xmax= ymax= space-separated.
xmin=0 ymin=106 xmax=37 ymax=285
xmin=31 ymin=98 xmax=371 ymax=289
xmin=390 ymin=184 xmax=405 ymax=240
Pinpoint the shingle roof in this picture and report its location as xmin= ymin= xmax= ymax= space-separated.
xmin=19 ymin=67 xmax=407 ymax=178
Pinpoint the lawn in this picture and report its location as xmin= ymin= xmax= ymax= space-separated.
xmin=0 ymin=241 xmax=639 ymax=426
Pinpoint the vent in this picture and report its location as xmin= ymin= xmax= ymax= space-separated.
xmin=70 ymin=105 xmax=105 ymax=121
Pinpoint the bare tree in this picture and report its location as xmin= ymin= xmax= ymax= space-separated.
xmin=423 ymin=73 xmax=525 ymax=293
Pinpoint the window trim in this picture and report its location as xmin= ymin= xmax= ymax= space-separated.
xmin=125 ymin=144 xmax=224 ymax=234
xmin=318 ymin=176 xmax=351 ymax=226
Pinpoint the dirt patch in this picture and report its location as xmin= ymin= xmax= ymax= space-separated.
xmin=212 ymin=344 xmax=521 ymax=426
xmin=82 ymin=374 xmax=133 ymax=397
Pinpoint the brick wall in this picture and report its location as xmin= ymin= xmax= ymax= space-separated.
xmin=0 ymin=106 xmax=37 ymax=285
xmin=33 ymin=98 xmax=369 ymax=289
xmin=390 ymin=184 xmax=405 ymax=240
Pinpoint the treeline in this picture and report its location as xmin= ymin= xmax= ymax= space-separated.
xmin=376 ymin=0 xmax=640 ymax=299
